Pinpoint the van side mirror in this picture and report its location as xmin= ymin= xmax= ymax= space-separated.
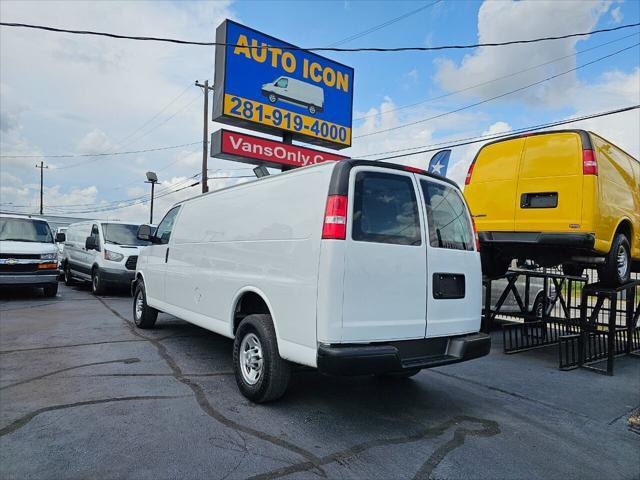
xmin=85 ymin=236 xmax=98 ymax=250
xmin=137 ymin=224 xmax=153 ymax=242
xmin=55 ymin=232 xmax=66 ymax=243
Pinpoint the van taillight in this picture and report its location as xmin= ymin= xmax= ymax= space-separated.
xmin=465 ymin=160 xmax=476 ymax=185
xmin=322 ymin=195 xmax=348 ymax=240
xmin=471 ymin=217 xmax=481 ymax=251
xmin=582 ymin=149 xmax=598 ymax=175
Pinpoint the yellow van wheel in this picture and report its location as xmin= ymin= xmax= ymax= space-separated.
xmin=598 ymin=233 xmax=631 ymax=286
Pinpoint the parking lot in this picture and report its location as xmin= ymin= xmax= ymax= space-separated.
xmin=1 ymin=283 xmax=639 ymax=480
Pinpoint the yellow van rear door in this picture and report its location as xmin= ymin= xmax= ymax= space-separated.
xmin=515 ymin=133 xmax=583 ymax=232
xmin=465 ymin=138 xmax=525 ymax=231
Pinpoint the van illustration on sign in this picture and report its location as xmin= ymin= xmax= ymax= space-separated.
xmin=212 ymin=20 xmax=354 ymax=150
xmin=262 ymin=76 xmax=324 ymax=115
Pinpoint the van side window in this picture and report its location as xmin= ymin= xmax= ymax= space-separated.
xmin=352 ymin=172 xmax=421 ymax=246
xmin=91 ymin=224 xmax=101 ymax=251
xmin=275 ymin=78 xmax=288 ymax=88
xmin=421 ymin=180 xmax=474 ymax=251
xmin=155 ymin=206 xmax=181 ymax=245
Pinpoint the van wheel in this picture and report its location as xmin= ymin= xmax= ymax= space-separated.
xmin=308 ymin=105 xmax=316 ymax=114
xmin=91 ymin=268 xmax=105 ymax=295
xmin=531 ymin=292 xmax=546 ymax=319
xmin=376 ymin=368 xmax=421 ymax=379
xmin=133 ymin=281 xmax=157 ymax=329
xmin=481 ymin=251 xmax=510 ymax=279
xmin=598 ymin=233 xmax=631 ymax=286
xmin=233 ymin=314 xmax=290 ymax=403
xmin=562 ymin=264 xmax=584 ymax=278
xmin=64 ymin=264 xmax=75 ymax=286
xmin=268 ymin=93 xmax=277 ymax=103
xmin=43 ymin=283 xmax=58 ymax=298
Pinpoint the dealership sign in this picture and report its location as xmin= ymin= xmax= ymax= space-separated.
xmin=211 ymin=129 xmax=348 ymax=169
xmin=212 ymin=20 xmax=354 ymax=150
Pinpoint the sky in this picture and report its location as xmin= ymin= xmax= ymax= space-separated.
xmin=1 ymin=0 xmax=639 ymax=223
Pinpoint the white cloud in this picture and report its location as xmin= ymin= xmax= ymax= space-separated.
xmin=434 ymin=0 xmax=613 ymax=107
xmin=611 ymin=6 xmax=623 ymax=24
xmin=76 ymin=129 xmax=116 ymax=154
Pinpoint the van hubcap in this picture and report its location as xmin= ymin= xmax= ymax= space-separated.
xmin=135 ymin=293 xmax=144 ymax=321
xmin=616 ymin=245 xmax=628 ymax=279
xmin=239 ymin=333 xmax=263 ymax=385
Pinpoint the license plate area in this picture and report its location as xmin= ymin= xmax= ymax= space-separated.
xmin=433 ymin=273 xmax=465 ymax=299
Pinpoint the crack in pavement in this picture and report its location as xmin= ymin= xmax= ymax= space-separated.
xmin=430 ymin=369 xmax=593 ymax=421
xmin=61 ymin=371 xmax=235 ymax=379
xmin=0 ymin=339 xmax=146 ymax=355
xmin=248 ymin=415 xmax=499 ymax=480
xmin=95 ymin=296 xmax=327 ymax=478
xmin=0 ymin=395 xmax=188 ymax=437
xmin=0 ymin=358 xmax=140 ymax=391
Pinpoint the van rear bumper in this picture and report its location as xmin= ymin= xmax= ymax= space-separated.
xmin=478 ymin=231 xmax=595 ymax=248
xmin=317 ymin=332 xmax=490 ymax=376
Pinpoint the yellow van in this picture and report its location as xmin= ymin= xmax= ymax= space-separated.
xmin=463 ymin=129 xmax=639 ymax=285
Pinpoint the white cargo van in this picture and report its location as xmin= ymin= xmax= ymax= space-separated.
xmin=133 ymin=160 xmax=489 ymax=402
xmin=62 ymin=221 xmax=150 ymax=294
xmin=262 ymin=76 xmax=324 ymax=114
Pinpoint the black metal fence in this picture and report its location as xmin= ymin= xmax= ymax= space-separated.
xmin=484 ymin=267 xmax=640 ymax=373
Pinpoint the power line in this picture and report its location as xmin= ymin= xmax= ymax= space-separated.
xmin=355 ymin=41 xmax=639 ymax=139
xmin=328 ymin=1 xmax=442 ymax=47
xmin=0 ymin=141 xmax=202 ymax=159
xmin=1 ymin=21 xmax=638 ymax=52
xmin=366 ymin=105 xmax=640 ymax=161
xmin=354 ymin=31 xmax=640 ymax=122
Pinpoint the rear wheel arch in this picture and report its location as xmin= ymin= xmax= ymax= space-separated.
xmin=231 ymin=288 xmax=278 ymax=338
xmin=614 ymin=219 xmax=633 ymax=249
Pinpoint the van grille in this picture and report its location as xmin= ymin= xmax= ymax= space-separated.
xmin=0 ymin=253 xmax=40 ymax=260
xmin=125 ymin=256 xmax=138 ymax=271
xmin=0 ymin=264 xmax=39 ymax=273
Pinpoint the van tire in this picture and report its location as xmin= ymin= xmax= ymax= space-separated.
xmin=91 ymin=267 xmax=106 ymax=295
xmin=377 ymin=368 xmax=421 ymax=379
xmin=64 ymin=264 xmax=75 ymax=286
xmin=531 ymin=292 xmax=546 ymax=319
xmin=562 ymin=264 xmax=584 ymax=278
xmin=233 ymin=314 xmax=290 ymax=403
xmin=133 ymin=281 xmax=158 ymax=329
xmin=481 ymin=251 xmax=510 ymax=279
xmin=598 ymin=233 xmax=631 ymax=286
xmin=43 ymin=283 xmax=58 ymax=298
xmin=308 ymin=105 xmax=316 ymax=114
xmin=268 ymin=93 xmax=277 ymax=103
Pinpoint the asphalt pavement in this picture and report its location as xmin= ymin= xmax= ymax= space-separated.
xmin=1 ymin=282 xmax=639 ymax=479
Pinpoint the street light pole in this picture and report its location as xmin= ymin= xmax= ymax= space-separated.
xmin=35 ymin=161 xmax=48 ymax=215
xmin=145 ymin=171 xmax=158 ymax=224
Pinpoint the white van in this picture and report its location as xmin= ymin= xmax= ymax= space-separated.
xmin=262 ymin=76 xmax=324 ymax=114
xmin=133 ymin=160 xmax=489 ymax=402
xmin=62 ymin=221 xmax=150 ymax=294
xmin=0 ymin=214 xmax=60 ymax=297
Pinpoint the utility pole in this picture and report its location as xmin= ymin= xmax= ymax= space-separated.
xmin=195 ymin=80 xmax=214 ymax=194
xmin=35 ymin=161 xmax=48 ymax=214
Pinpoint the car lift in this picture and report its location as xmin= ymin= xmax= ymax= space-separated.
xmin=482 ymin=269 xmax=640 ymax=375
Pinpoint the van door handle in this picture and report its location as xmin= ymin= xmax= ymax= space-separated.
xmin=165 ymin=248 xmax=169 ymax=263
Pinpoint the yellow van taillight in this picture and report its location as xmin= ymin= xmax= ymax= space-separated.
xmin=465 ymin=160 xmax=476 ymax=185
xmin=582 ymin=149 xmax=598 ymax=175
xmin=322 ymin=195 xmax=348 ymax=240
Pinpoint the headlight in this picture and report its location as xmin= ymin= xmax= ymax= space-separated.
xmin=104 ymin=250 xmax=124 ymax=262
xmin=41 ymin=252 xmax=58 ymax=261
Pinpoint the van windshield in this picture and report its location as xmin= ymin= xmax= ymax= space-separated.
xmin=102 ymin=223 xmax=150 ymax=246
xmin=0 ymin=217 xmax=53 ymax=243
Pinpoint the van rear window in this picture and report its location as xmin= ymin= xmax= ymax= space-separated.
xmin=352 ymin=172 xmax=421 ymax=246
xmin=421 ymin=181 xmax=474 ymax=251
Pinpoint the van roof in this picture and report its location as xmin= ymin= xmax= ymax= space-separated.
xmin=0 ymin=213 xmax=48 ymax=222
xmin=474 ymin=129 xmax=638 ymax=164
xmin=171 ymin=159 xmax=460 ymax=210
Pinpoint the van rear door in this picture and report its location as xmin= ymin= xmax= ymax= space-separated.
xmin=465 ymin=138 xmax=524 ymax=231
xmin=341 ymin=167 xmax=427 ymax=342
xmin=514 ymin=132 xmax=583 ymax=232
xmin=419 ymin=178 xmax=482 ymax=337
